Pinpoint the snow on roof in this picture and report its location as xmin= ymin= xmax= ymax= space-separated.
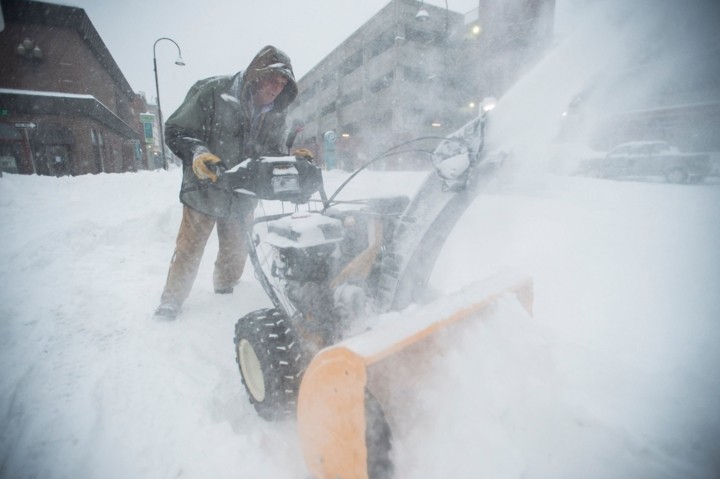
xmin=0 ymin=88 xmax=135 ymax=138
xmin=0 ymin=88 xmax=96 ymax=100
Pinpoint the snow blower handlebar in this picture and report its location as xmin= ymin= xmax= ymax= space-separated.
xmin=216 ymin=155 xmax=328 ymax=206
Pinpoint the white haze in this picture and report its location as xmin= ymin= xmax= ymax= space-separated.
xmin=2 ymin=1 xmax=720 ymax=478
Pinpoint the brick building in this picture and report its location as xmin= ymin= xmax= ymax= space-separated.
xmin=0 ymin=0 xmax=149 ymax=176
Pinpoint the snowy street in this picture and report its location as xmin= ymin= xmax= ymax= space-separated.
xmin=1 ymin=167 xmax=719 ymax=478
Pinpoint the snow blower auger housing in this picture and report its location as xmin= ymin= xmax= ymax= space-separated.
xmin=227 ymin=110 xmax=533 ymax=478
xmin=297 ymin=270 xmax=533 ymax=479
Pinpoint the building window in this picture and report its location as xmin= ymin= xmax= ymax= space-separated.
xmin=320 ymin=102 xmax=337 ymax=116
xmin=368 ymin=30 xmax=395 ymax=58
xmin=405 ymin=27 xmax=436 ymax=45
xmin=403 ymin=66 xmax=426 ymax=83
xmin=372 ymin=110 xmax=393 ymax=128
xmin=301 ymin=83 xmax=317 ymax=101
xmin=91 ymin=128 xmax=104 ymax=173
xmin=319 ymin=73 xmax=335 ymax=90
xmin=341 ymin=50 xmax=363 ymax=76
xmin=370 ymin=71 xmax=394 ymax=93
xmin=342 ymin=122 xmax=359 ymax=135
xmin=339 ymin=89 xmax=362 ymax=106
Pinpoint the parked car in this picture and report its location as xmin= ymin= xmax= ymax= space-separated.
xmin=575 ymin=141 xmax=711 ymax=183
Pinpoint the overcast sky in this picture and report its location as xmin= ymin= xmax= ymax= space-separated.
xmin=41 ymin=0 xmax=493 ymax=117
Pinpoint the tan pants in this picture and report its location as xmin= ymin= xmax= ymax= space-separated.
xmin=160 ymin=206 xmax=251 ymax=306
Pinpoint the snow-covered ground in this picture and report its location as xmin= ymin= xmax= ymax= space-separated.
xmin=1 ymin=164 xmax=719 ymax=478
xmin=3 ymin=1 xmax=720 ymax=476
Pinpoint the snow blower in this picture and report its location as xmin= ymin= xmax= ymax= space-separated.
xmin=221 ymin=107 xmax=533 ymax=478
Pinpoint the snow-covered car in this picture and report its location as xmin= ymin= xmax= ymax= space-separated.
xmin=575 ymin=141 xmax=712 ymax=183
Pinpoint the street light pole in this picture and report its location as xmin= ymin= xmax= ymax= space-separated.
xmin=153 ymin=37 xmax=185 ymax=170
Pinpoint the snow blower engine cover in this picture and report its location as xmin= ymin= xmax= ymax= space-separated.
xmin=264 ymin=212 xmax=343 ymax=282
xmin=225 ymin=156 xmax=323 ymax=203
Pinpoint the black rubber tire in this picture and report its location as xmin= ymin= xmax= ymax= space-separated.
xmin=365 ymin=390 xmax=394 ymax=479
xmin=234 ymin=308 xmax=307 ymax=421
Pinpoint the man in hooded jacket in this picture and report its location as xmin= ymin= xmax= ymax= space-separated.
xmin=154 ymin=45 xmax=298 ymax=320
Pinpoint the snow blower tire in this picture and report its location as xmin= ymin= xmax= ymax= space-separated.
xmin=365 ymin=390 xmax=394 ymax=479
xmin=234 ymin=308 xmax=307 ymax=421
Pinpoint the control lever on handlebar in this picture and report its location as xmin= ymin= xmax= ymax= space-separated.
xmin=208 ymin=159 xmax=228 ymax=179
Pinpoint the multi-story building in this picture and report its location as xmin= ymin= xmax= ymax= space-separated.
xmin=0 ymin=0 xmax=149 ymax=176
xmin=289 ymin=0 xmax=555 ymax=170
xmin=289 ymin=0 xmax=466 ymax=170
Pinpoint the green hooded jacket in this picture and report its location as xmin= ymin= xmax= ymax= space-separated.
xmin=165 ymin=45 xmax=298 ymax=218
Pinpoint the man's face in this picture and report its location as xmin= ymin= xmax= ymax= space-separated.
xmin=254 ymin=74 xmax=288 ymax=106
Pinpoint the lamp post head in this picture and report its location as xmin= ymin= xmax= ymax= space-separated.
xmin=175 ymin=56 xmax=186 ymax=66
xmin=416 ymin=8 xmax=430 ymax=21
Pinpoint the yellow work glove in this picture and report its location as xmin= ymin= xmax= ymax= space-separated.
xmin=192 ymin=152 xmax=222 ymax=182
xmin=293 ymin=148 xmax=314 ymax=162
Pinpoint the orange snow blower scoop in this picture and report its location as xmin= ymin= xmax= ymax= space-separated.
xmin=297 ymin=269 xmax=533 ymax=479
